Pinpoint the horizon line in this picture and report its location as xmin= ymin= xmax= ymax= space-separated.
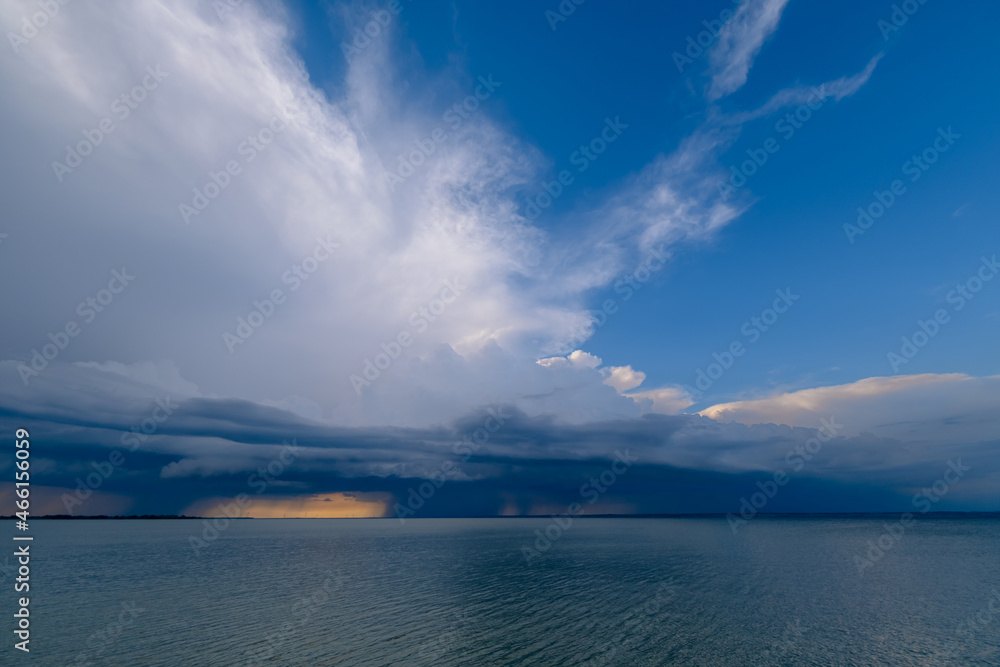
xmin=9 ymin=511 xmax=1000 ymax=520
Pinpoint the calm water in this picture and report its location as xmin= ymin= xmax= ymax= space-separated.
xmin=4 ymin=518 xmax=999 ymax=665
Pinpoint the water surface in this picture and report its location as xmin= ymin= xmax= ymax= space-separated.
xmin=5 ymin=517 xmax=999 ymax=665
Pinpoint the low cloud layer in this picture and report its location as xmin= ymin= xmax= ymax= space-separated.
xmin=1 ymin=362 xmax=996 ymax=517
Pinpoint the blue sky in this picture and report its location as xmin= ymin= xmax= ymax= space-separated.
xmin=0 ymin=0 xmax=998 ymax=517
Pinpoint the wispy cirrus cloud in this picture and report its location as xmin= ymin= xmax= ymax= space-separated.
xmin=726 ymin=52 xmax=883 ymax=126
xmin=707 ymin=0 xmax=792 ymax=101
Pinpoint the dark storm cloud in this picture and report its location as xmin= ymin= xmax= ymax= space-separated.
xmin=1 ymin=362 xmax=995 ymax=516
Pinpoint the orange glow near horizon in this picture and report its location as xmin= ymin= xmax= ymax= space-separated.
xmin=245 ymin=493 xmax=390 ymax=518
xmin=185 ymin=492 xmax=391 ymax=518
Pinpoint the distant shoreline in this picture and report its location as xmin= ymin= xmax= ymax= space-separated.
xmin=5 ymin=512 xmax=999 ymax=520
xmin=0 ymin=514 xmax=231 ymax=520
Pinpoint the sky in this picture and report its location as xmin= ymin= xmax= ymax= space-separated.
xmin=0 ymin=0 xmax=998 ymax=519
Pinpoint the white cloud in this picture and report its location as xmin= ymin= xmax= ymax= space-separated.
xmin=627 ymin=386 xmax=695 ymax=415
xmin=700 ymin=373 xmax=1000 ymax=445
xmin=0 ymin=0 xmax=584 ymax=424
xmin=602 ymin=365 xmax=646 ymax=392
xmin=73 ymin=361 xmax=202 ymax=397
xmin=708 ymin=0 xmax=792 ymax=101
xmin=728 ymin=53 xmax=883 ymax=125
xmin=568 ymin=350 xmax=602 ymax=368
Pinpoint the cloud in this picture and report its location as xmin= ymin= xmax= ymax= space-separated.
xmin=1 ymin=366 xmax=996 ymax=515
xmin=538 ymin=350 xmax=602 ymax=370
xmin=602 ymin=365 xmax=646 ymax=392
xmin=0 ymin=0 xmax=582 ymax=424
xmin=727 ymin=53 xmax=883 ymax=126
xmin=73 ymin=361 xmax=202 ymax=397
xmin=626 ymin=386 xmax=695 ymax=415
xmin=700 ymin=373 xmax=1000 ymax=445
xmin=707 ymin=0 xmax=792 ymax=101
